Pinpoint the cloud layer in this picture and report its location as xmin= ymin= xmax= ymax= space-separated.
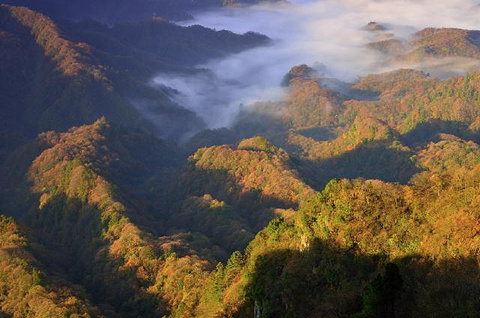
xmin=153 ymin=0 xmax=480 ymax=129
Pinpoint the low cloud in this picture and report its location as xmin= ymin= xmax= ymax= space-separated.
xmin=153 ymin=0 xmax=480 ymax=130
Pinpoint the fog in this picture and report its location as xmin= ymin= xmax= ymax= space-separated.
xmin=153 ymin=0 xmax=480 ymax=129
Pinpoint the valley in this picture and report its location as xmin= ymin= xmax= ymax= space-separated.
xmin=0 ymin=0 xmax=479 ymax=317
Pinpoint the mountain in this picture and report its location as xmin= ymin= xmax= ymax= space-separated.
xmin=230 ymin=65 xmax=480 ymax=188
xmin=2 ymin=0 xmax=273 ymax=23
xmin=367 ymin=25 xmax=480 ymax=58
xmin=409 ymin=28 xmax=480 ymax=59
xmin=2 ymin=0 xmax=222 ymax=22
xmin=0 ymin=118 xmax=316 ymax=316
xmin=0 ymin=4 xmax=269 ymax=162
xmin=1 ymin=118 xmax=218 ymax=316
xmin=205 ymin=161 xmax=480 ymax=317
xmin=172 ymin=136 xmax=314 ymax=252
xmin=1 ymin=2 xmax=480 ymax=318
xmin=368 ymin=25 xmax=480 ymax=76
xmin=0 ymin=215 xmax=103 ymax=317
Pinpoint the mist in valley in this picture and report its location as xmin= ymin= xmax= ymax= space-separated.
xmin=153 ymin=0 xmax=480 ymax=131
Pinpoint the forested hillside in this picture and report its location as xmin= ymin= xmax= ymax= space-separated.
xmin=0 ymin=215 xmax=102 ymax=317
xmin=0 ymin=1 xmax=479 ymax=317
xmin=0 ymin=4 xmax=269 ymax=161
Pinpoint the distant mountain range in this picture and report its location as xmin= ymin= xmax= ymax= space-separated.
xmin=0 ymin=3 xmax=480 ymax=318
xmin=2 ymin=0 xmax=266 ymax=22
xmin=0 ymin=4 xmax=269 ymax=161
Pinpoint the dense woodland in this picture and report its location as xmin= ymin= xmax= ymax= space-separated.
xmin=0 ymin=2 xmax=479 ymax=317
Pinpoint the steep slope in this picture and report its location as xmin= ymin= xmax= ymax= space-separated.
xmin=1 ymin=117 xmax=180 ymax=216
xmin=1 ymin=5 xmax=480 ymax=318
xmin=170 ymin=59 xmax=480 ymax=317
xmin=0 ymin=4 xmax=159 ymax=145
xmin=189 ymin=152 xmax=480 ymax=316
xmin=0 ymin=4 xmax=270 ymax=161
xmin=3 ymin=120 xmax=324 ymax=317
xmin=183 ymin=136 xmax=313 ymax=209
xmin=0 ymin=215 xmax=102 ymax=317
xmin=367 ymin=26 xmax=480 ymax=76
xmin=84 ymin=19 xmax=269 ymax=67
xmin=233 ymin=66 xmax=480 ymax=188
xmin=409 ymin=28 xmax=480 ymax=59
xmin=1 ymin=119 xmax=219 ymax=317
xmin=167 ymin=137 xmax=314 ymax=254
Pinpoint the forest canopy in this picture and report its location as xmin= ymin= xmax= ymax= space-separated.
xmin=0 ymin=1 xmax=480 ymax=317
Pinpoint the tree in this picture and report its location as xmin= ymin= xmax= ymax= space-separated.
xmin=356 ymin=263 xmax=403 ymax=318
